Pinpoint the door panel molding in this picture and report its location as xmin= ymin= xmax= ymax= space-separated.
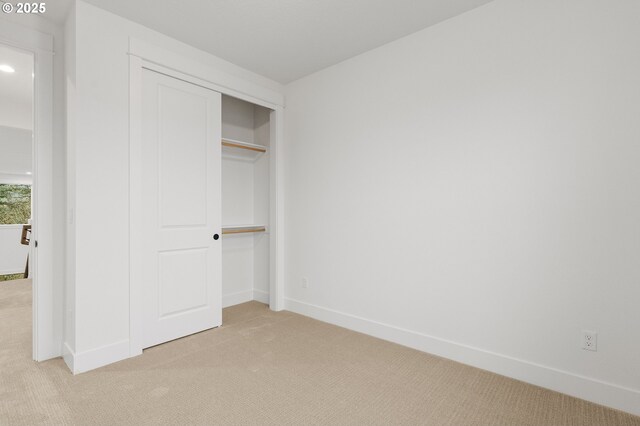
xmin=139 ymin=68 xmax=221 ymax=350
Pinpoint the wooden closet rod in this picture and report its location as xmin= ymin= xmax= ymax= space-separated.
xmin=221 ymin=139 xmax=267 ymax=153
xmin=221 ymin=226 xmax=266 ymax=235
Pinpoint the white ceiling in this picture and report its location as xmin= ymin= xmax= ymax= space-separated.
xmin=60 ymin=0 xmax=491 ymax=83
xmin=0 ymin=44 xmax=33 ymax=130
xmin=36 ymin=0 xmax=73 ymax=25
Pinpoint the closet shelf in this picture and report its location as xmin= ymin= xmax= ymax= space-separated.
xmin=222 ymin=225 xmax=267 ymax=235
xmin=221 ymin=138 xmax=267 ymax=153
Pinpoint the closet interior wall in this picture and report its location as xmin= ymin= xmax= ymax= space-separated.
xmin=221 ymin=95 xmax=271 ymax=306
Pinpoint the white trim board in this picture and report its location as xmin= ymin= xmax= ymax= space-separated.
xmin=268 ymin=105 xmax=285 ymax=311
xmin=62 ymin=342 xmax=75 ymax=373
xmin=128 ymin=38 xmax=284 ymax=108
xmin=222 ymin=290 xmax=254 ymax=308
xmin=253 ymin=289 xmax=269 ymax=304
xmin=0 ymin=21 xmax=53 ymax=54
xmin=284 ymin=298 xmax=640 ymax=417
xmin=222 ymin=290 xmax=269 ymax=308
xmin=64 ymin=340 xmax=130 ymax=375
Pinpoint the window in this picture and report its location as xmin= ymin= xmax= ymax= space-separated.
xmin=0 ymin=184 xmax=31 ymax=225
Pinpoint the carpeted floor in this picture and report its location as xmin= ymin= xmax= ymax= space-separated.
xmin=1 ymin=279 xmax=638 ymax=425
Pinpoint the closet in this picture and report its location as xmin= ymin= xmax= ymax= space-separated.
xmin=135 ymin=67 xmax=277 ymax=351
xmin=221 ymin=95 xmax=272 ymax=306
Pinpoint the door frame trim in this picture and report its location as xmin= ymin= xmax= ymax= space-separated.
xmin=128 ymin=39 xmax=285 ymax=356
xmin=0 ymin=20 xmax=58 ymax=361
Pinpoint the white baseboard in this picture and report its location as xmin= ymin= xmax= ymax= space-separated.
xmin=222 ymin=290 xmax=253 ymax=308
xmin=223 ymin=289 xmax=270 ymax=307
xmin=253 ymin=289 xmax=269 ymax=304
xmin=285 ymin=298 xmax=640 ymax=417
xmin=64 ymin=339 xmax=130 ymax=374
xmin=62 ymin=342 xmax=75 ymax=372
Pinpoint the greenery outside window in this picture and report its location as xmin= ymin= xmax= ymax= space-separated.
xmin=0 ymin=184 xmax=32 ymax=225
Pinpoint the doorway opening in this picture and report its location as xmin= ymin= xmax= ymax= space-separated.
xmin=0 ymin=42 xmax=35 ymax=358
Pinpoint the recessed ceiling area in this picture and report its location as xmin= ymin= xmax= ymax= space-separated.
xmin=77 ymin=0 xmax=493 ymax=83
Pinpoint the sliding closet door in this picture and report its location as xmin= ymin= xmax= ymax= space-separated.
xmin=140 ymin=69 xmax=222 ymax=349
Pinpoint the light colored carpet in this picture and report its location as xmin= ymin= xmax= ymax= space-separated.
xmin=1 ymin=279 xmax=638 ymax=425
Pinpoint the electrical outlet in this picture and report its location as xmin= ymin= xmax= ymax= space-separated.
xmin=582 ymin=330 xmax=597 ymax=352
xmin=301 ymin=277 xmax=309 ymax=289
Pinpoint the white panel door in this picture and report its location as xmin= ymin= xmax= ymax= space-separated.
xmin=141 ymin=69 xmax=222 ymax=349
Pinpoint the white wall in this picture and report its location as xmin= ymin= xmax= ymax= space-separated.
xmin=222 ymin=153 xmax=256 ymax=304
xmin=0 ymin=103 xmax=32 ymax=132
xmin=284 ymin=0 xmax=640 ymax=415
xmin=65 ymin=0 xmax=283 ymax=372
xmin=0 ymin=125 xmax=32 ymax=184
xmin=0 ymin=225 xmax=28 ymax=275
xmin=0 ymin=43 xmax=33 ymax=131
